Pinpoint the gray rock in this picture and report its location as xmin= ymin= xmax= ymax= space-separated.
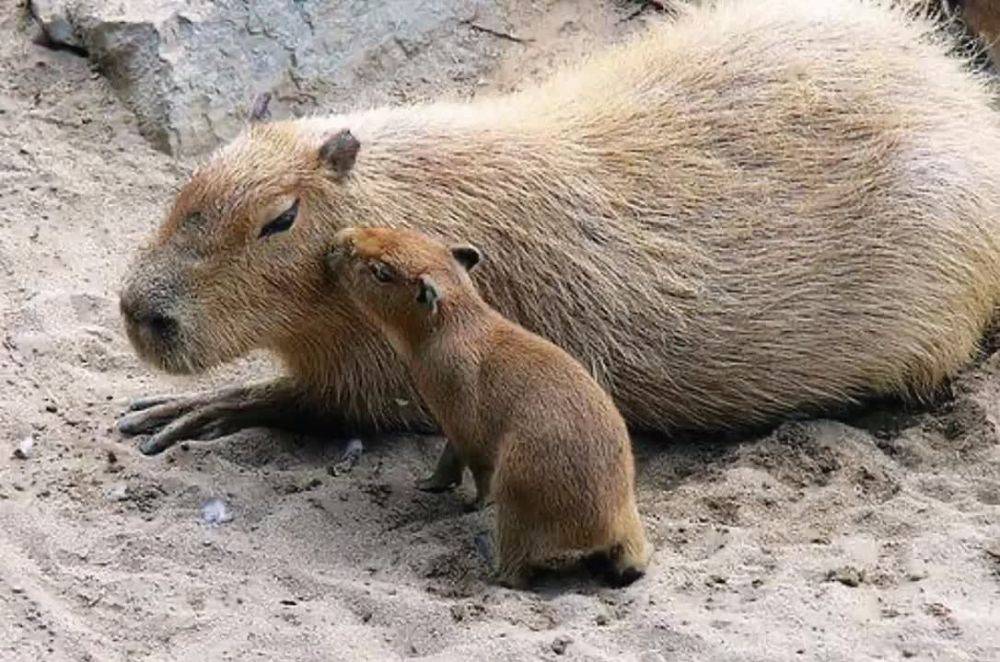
xmin=30 ymin=0 xmax=81 ymax=48
xmin=29 ymin=0 xmax=508 ymax=156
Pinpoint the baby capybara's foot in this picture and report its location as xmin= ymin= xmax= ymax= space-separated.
xmin=415 ymin=474 xmax=459 ymax=493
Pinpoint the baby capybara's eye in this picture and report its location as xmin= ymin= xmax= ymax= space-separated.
xmin=369 ymin=261 xmax=396 ymax=283
xmin=258 ymin=199 xmax=299 ymax=239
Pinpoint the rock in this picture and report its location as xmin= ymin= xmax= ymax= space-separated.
xmin=29 ymin=0 xmax=79 ymax=48
xmin=30 ymin=0 xmax=508 ymax=156
xmin=827 ymin=566 xmax=865 ymax=587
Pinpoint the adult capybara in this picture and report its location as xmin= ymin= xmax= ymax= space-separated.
xmin=326 ymin=227 xmax=650 ymax=587
xmin=119 ymin=0 xmax=1000 ymax=460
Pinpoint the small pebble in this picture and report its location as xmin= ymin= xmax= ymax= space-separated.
xmin=105 ymin=484 xmax=128 ymax=502
xmin=342 ymin=438 xmax=363 ymax=463
xmin=551 ymin=637 xmax=572 ymax=655
xmin=13 ymin=436 xmax=34 ymax=460
xmin=200 ymin=498 xmax=234 ymax=525
xmin=827 ymin=566 xmax=864 ymax=587
xmin=328 ymin=439 xmax=364 ymax=475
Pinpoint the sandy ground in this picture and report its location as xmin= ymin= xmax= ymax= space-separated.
xmin=1 ymin=1 xmax=999 ymax=660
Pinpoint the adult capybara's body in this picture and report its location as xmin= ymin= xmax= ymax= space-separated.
xmin=119 ymin=0 xmax=1000 ymax=453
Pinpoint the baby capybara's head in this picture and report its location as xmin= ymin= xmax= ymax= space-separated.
xmin=326 ymin=227 xmax=482 ymax=340
xmin=119 ymin=101 xmax=364 ymax=374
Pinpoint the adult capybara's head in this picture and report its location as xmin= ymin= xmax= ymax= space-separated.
xmin=119 ymin=98 xmax=364 ymax=374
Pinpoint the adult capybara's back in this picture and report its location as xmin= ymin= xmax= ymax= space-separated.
xmin=119 ymin=0 xmax=1000 ymax=450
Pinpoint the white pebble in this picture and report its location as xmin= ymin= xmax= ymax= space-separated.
xmin=12 ymin=436 xmax=33 ymax=460
xmin=343 ymin=438 xmax=364 ymax=460
xmin=105 ymin=484 xmax=128 ymax=501
xmin=329 ymin=439 xmax=364 ymax=476
xmin=200 ymin=498 xmax=233 ymax=525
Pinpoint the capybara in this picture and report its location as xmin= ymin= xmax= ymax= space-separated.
xmin=325 ymin=226 xmax=650 ymax=587
xmin=119 ymin=0 xmax=1000 ymax=463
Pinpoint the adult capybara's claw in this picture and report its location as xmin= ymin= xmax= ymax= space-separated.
xmin=126 ymin=394 xmax=184 ymax=412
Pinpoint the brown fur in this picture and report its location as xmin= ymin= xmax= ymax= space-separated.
xmin=119 ymin=0 xmax=1000 ymax=455
xmin=326 ymin=226 xmax=650 ymax=587
xmin=959 ymin=0 xmax=1000 ymax=64
xmin=895 ymin=0 xmax=1000 ymax=65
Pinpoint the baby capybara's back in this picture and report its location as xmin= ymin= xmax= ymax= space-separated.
xmin=491 ymin=0 xmax=1000 ymax=429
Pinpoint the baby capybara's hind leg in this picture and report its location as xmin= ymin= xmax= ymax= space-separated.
xmin=605 ymin=509 xmax=651 ymax=587
xmin=493 ymin=506 xmax=545 ymax=589
xmin=586 ymin=509 xmax=650 ymax=587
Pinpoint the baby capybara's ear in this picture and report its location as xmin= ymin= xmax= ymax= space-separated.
xmin=450 ymin=245 xmax=482 ymax=272
xmin=320 ymin=129 xmax=361 ymax=180
xmin=416 ymin=275 xmax=440 ymax=314
xmin=324 ymin=246 xmax=347 ymax=276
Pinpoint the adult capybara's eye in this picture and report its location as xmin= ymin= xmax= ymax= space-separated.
xmin=369 ymin=261 xmax=396 ymax=283
xmin=258 ymin=199 xmax=299 ymax=238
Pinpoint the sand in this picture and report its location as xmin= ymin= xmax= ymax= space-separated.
xmin=1 ymin=1 xmax=999 ymax=660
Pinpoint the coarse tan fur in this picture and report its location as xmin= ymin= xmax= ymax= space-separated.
xmin=326 ymin=226 xmax=650 ymax=587
xmin=119 ymin=0 xmax=1000 ymax=456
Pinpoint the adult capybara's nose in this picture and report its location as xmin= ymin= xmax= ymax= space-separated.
xmin=119 ymin=289 xmax=178 ymax=341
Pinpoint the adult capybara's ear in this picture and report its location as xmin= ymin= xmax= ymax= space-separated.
xmin=450 ymin=245 xmax=482 ymax=272
xmin=248 ymin=91 xmax=272 ymax=123
xmin=320 ymin=129 xmax=361 ymax=180
xmin=416 ymin=274 xmax=440 ymax=314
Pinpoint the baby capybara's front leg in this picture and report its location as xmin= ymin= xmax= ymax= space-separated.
xmin=415 ymin=442 xmax=464 ymax=492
